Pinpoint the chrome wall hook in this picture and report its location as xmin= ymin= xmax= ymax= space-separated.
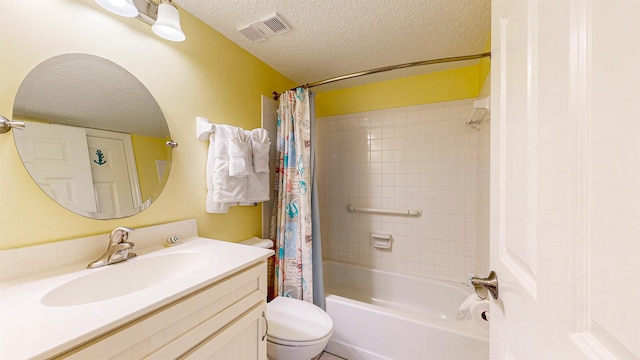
xmin=0 ymin=115 xmax=25 ymax=134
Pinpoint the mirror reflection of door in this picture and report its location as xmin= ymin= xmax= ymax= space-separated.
xmin=86 ymin=129 xmax=141 ymax=219
xmin=14 ymin=121 xmax=142 ymax=219
xmin=12 ymin=53 xmax=172 ymax=220
xmin=13 ymin=122 xmax=97 ymax=216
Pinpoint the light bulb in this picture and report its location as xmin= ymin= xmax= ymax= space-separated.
xmin=95 ymin=0 xmax=138 ymax=17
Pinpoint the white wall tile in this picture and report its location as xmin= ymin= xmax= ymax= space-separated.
xmin=317 ymin=98 xmax=488 ymax=284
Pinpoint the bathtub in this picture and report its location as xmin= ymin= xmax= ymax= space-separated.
xmin=323 ymin=260 xmax=489 ymax=360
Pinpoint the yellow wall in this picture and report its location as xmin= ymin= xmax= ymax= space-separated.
xmin=478 ymin=33 xmax=492 ymax=93
xmin=316 ymin=32 xmax=492 ymax=118
xmin=316 ymin=65 xmax=482 ymax=117
xmin=0 ymin=0 xmax=294 ymax=249
xmin=131 ymin=134 xmax=171 ymax=203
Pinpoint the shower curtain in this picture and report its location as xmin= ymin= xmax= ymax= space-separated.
xmin=270 ymin=88 xmax=324 ymax=306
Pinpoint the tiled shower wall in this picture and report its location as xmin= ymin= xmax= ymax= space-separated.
xmin=316 ymin=99 xmax=490 ymax=283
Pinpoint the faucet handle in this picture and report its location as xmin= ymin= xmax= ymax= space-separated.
xmin=109 ymin=226 xmax=135 ymax=244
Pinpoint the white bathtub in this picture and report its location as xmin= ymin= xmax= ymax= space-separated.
xmin=323 ymin=261 xmax=489 ymax=360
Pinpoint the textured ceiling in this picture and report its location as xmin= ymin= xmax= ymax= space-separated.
xmin=13 ymin=54 xmax=169 ymax=138
xmin=174 ymin=0 xmax=491 ymax=91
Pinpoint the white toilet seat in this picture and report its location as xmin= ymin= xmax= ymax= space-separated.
xmin=266 ymin=296 xmax=333 ymax=346
xmin=267 ymin=332 xmax=333 ymax=347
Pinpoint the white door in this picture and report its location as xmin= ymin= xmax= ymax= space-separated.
xmin=261 ymin=95 xmax=278 ymax=238
xmin=490 ymin=1 xmax=639 ymax=359
xmin=86 ymin=129 xmax=142 ymax=219
xmin=13 ymin=121 xmax=97 ymax=216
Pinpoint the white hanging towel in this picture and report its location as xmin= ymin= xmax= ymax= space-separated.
xmin=228 ymin=127 xmax=252 ymax=177
xmin=246 ymin=168 xmax=269 ymax=202
xmin=251 ymin=128 xmax=271 ymax=173
xmin=213 ymin=125 xmax=249 ymax=203
xmin=200 ymin=118 xmax=270 ymax=212
xmin=246 ymin=128 xmax=271 ymax=202
xmin=206 ymin=132 xmax=230 ymax=213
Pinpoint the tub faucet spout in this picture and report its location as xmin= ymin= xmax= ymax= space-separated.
xmin=87 ymin=227 xmax=136 ymax=269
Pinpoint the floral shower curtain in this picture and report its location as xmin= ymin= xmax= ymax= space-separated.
xmin=270 ymin=88 xmax=313 ymax=301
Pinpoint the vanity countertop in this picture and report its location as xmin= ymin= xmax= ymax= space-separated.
xmin=0 ymin=228 xmax=272 ymax=359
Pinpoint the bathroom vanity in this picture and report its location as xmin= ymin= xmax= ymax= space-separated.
xmin=0 ymin=220 xmax=272 ymax=359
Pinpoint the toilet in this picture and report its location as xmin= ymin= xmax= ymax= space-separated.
xmin=241 ymin=238 xmax=334 ymax=360
xmin=266 ymin=296 xmax=333 ymax=360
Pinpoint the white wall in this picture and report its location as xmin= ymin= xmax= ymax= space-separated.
xmin=317 ymin=99 xmax=489 ymax=283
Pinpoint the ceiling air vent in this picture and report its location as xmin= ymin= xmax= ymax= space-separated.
xmin=238 ymin=13 xmax=290 ymax=42
xmin=238 ymin=26 xmax=266 ymax=42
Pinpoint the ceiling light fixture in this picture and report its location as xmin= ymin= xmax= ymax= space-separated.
xmin=95 ymin=0 xmax=186 ymax=42
xmin=152 ymin=1 xmax=186 ymax=42
xmin=95 ymin=0 xmax=138 ymax=17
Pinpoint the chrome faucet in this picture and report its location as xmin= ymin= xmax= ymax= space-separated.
xmin=87 ymin=227 xmax=137 ymax=269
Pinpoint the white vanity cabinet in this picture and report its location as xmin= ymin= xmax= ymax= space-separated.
xmin=0 ymin=220 xmax=273 ymax=360
xmin=57 ymin=261 xmax=268 ymax=360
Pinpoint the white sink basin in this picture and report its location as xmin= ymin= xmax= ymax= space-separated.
xmin=1 ymin=220 xmax=275 ymax=360
xmin=41 ymin=252 xmax=209 ymax=307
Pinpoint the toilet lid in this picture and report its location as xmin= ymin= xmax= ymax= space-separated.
xmin=266 ymin=296 xmax=333 ymax=344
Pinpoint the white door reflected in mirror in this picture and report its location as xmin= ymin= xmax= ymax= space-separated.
xmin=11 ymin=53 xmax=173 ymax=219
xmin=13 ymin=121 xmax=97 ymax=216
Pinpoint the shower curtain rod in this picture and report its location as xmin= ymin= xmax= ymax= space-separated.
xmin=272 ymin=51 xmax=491 ymax=100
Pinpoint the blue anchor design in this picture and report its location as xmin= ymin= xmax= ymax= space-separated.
xmin=94 ymin=150 xmax=107 ymax=165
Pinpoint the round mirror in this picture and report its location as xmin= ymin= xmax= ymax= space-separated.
xmin=12 ymin=53 xmax=173 ymax=219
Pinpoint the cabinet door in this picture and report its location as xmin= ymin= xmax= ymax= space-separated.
xmin=182 ymin=302 xmax=267 ymax=360
xmin=58 ymin=262 xmax=268 ymax=360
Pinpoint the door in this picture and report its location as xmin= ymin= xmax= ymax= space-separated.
xmin=12 ymin=121 xmax=97 ymax=215
xmin=261 ymin=95 xmax=278 ymax=238
xmin=490 ymin=1 xmax=639 ymax=359
xmin=86 ymin=129 xmax=142 ymax=219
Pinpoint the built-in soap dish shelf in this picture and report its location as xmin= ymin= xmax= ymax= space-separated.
xmin=371 ymin=233 xmax=392 ymax=249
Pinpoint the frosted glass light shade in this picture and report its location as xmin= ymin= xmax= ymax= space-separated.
xmin=152 ymin=2 xmax=186 ymax=42
xmin=95 ymin=0 xmax=138 ymax=17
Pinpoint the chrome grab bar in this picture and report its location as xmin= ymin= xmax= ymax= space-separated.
xmin=347 ymin=204 xmax=422 ymax=217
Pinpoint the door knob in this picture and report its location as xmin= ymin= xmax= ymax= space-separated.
xmin=471 ymin=271 xmax=499 ymax=300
